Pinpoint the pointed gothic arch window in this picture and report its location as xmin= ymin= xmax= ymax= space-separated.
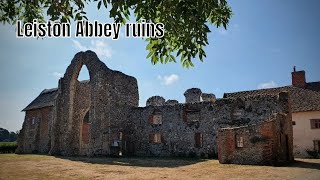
xmin=77 ymin=65 xmax=90 ymax=82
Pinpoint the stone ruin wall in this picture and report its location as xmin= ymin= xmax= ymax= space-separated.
xmin=217 ymin=112 xmax=293 ymax=165
xmin=49 ymin=51 xmax=139 ymax=156
xmin=16 ymin=51 xmax=292 ymax=160
xmin=126 ymin=91 xmax=292 ymax=158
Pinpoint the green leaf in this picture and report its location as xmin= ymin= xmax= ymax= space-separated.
xmin=146 ymin=51 xmax=153 ymax=59
xmin=97 ymin=1 xmax=102 ymax=9
xmin=151 ymin=55 xmax=158 ymax=65
xmin=146 ymin=43 xmax=153 ymax=50
xmin=1 ymin=0 xmax=232 ymax=68
xmin=160 ymin=55 xmax=164 ymax=64
xmin=165 ymin=56 xmax=170 ymax=63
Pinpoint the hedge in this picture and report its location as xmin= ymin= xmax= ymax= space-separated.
xmin=0 ymin=142 xmax=18 ymax=153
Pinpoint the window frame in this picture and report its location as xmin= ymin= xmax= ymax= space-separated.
xmin=152 ymin=114 xmax=163 ymax=125
xmin=195 ymin=133 xmax=203 ymax=148
xmin=310 ymin=119 xmax=320 ymax=129
xmin=31 ymin=117 xmax=35 ymax=125
xmin=149 ymin=133 xmax=162 ymax=144
xmin=236 ymin=135 xmax=244 ymax=148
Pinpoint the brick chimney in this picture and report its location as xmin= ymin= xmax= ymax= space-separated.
xmin=292 ymin=66 xmax=306 ymax=88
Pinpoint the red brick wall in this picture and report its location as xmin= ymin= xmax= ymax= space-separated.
xmin=218 ymin=129 xmax=235 ymax=163
xmin=82 ymin=123 xmax=90 ymax=144
xmin=292 ymin=71 xmax=306 ymax=88
xmin=24 ymin=106 xmax=52 ymax=153
xmin=218 ymin=120 xmax=278 ymax=165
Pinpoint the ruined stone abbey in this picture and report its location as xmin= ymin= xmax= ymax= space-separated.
xmin=17 ymin=51 xmax=294 ymax=165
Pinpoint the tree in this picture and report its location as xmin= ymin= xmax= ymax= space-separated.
xmin=0 ymin=127 xmax=18 ymax=142
xmin=0 ymin=0 xmax=232 ymax=67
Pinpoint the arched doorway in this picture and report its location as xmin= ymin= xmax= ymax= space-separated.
xmin=74 ymin=65 xmax=91 ymax=155
xmin=80 ymin=110 xmax=90 ymax=155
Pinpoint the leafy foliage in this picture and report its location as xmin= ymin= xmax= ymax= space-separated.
xmin=0 ymin=0 xmax=232 ymax=67
xmin=0 ymin=127 xmax=18 ymax=142
xmin=305 ymin=149 xmax=320 ymax=159
xmin=0 ymin=142 xmax=18 ymax=153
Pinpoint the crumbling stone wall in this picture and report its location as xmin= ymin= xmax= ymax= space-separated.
xmin=146 ymin=96 xmax=166 ymax=106
xmin=184 ymin=88 xmax=202 ymax=103
xmin=126 ymin=92 xmax=293 ymax=158
xmin=217 ymin=92 xmax=294 ymax=165
xmin=127 ymin=102 xmax=217 ymax=157
xmin=49 ymin=51 xmax=139 ymax=156
xmin=217 ymin=114 xmax=293 ymax=165
xmin=165 ymin=100 xmax=179 ymax=106
xmin=202 ymin=93 xmax=216 ymax=103
xmin=17 ymin=51 xmax=293 ymax=164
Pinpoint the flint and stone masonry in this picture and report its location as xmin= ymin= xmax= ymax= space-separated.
xmin=16 ymin=51 xmax=293 ymax=165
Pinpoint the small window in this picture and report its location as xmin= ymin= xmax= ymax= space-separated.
xmin=310 ymin=119 xmax=320 ymax=129
xmin=236 ymin=135 xmax=244 ymax=148
xmin=149 ymin=113 xmax=162 ymax=125
xmin=314 ymin=140 xmax=320 ymax=152
xmin=112 ymin=140 xmax=120 ymax=147
xmin=195 ymin=133 xmax=203 ymax=148
xmin=292 ymin=121 xmax=296 ymax=125
xmin=119 ymin=132 xmax=123 ymax=141
xmin=31 ymin=117 xmax=35 ymax=125
xmin=153 ymin=115 xmax=162 ymax=125
xmin=149 ymin=133 xmax=162 ymax=144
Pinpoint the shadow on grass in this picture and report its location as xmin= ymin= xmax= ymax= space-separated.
xmin=55 ymin=156 xmax=209 ymax=168
xmin=285 ymin=159 xmax=320 ymax=170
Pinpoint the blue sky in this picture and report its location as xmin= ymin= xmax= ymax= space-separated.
xmin=0 ymin=0 xmax=320 ymax=132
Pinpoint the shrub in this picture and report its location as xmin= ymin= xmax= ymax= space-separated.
xmin=0 ymin=142 xmax=18 ymax=153
xmin=305 ymin=149 xmax=320 ymax=159
xmin=188 ymin=151 xmax=197 ymax=158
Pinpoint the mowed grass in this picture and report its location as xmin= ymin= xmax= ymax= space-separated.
xmin=0 ymin=154 xmax=319 ymax=180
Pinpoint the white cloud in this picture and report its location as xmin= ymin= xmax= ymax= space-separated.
xmin=257 ymin=81 xmax=278 ymax=89
xmin=71 ymin=39 xmax=112 ymax=58
xmin=157 ymin=74 xmax=179 ymax=86
xmin=52 ymin=72 xmax=63 ymax=78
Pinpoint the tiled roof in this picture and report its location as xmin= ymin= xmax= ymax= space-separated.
xmin=22 ymin=80 xmax=90 ymax=111
xmin=22 ymin=88 xmax=58 ymax=111
xmin=224 ymin=86 xmax=320 ymax=113
xmin=306 ymin=82 xmax=320 ymax=92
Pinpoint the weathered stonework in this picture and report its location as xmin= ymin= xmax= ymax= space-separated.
xmin=146 ymin=96 xmax=166 ymax=106
xmin=184 ymin=88 xmax=202 ymax=103
xmin=17 ymin=51 xmax=293 ymax=165
xmin=217 ymin=93 xmax=294 ymax=165
xmin=165 ymin=100 xmax=179 ymax=106
xmin=201 ymin=93 xmax=216 ymax=103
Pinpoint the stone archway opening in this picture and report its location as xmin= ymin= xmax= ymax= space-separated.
xmin=77 ymin=65 xmax=90 ymax=82
xmin=74 ymin=64 xmax=92 ymax=156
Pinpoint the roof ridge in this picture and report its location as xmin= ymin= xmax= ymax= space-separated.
xmin=224 ymin=85 xmax=292 ymax=95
